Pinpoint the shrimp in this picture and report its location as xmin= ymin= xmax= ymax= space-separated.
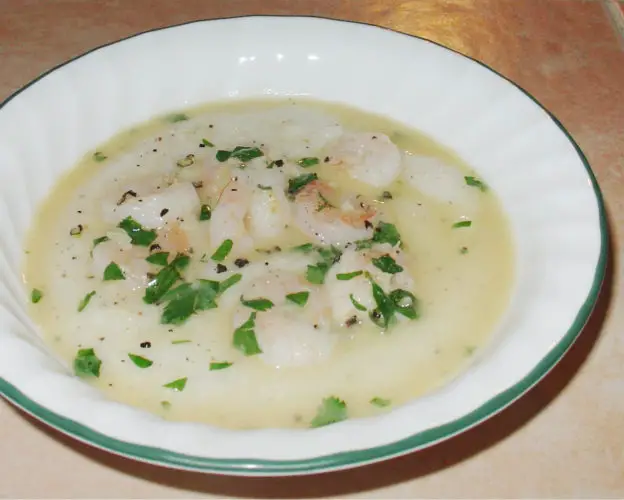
xmin=209 ymin=172 xmax=292 ymax=253
xmin=402 ymin=154 xmax=480 ymax=211
xmin=324 ymin=245 xmax=415 ymax=327
xmin=232 ymin=268 xmax=335 ymax=368
xmin=292 ymin=179 xmax=375 ymax=246
xmin=327 ymin=132 xmax=402 ymax=188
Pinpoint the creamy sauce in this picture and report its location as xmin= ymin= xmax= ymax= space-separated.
xmin=23 ymin=98 xmax=514 ymax=429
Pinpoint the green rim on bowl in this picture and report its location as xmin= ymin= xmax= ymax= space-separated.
xmin=0 ymin=16 xmax=608 ymax=475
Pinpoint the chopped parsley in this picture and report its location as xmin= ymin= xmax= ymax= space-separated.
xmin=209 ymin=361 xmax=233 ymax=371
xmin=128 ymin=353 xmax=153 ymax=368
xmin=171 ymin=339 xmax=191 ymax=344
xmin=464 ymin=176 xmax=488 ymax=191
xmin=31 ymin=288 xmax=43 ymax=304
xmin=160 ymin=280 xmax=219 ymax=325
xmin=287 ymin=173 xmax=318 ymax=198
xmin=103 ymin=262 xmax=125 ymax=281
xmin=240 ymin=296 xmax=274 ymax=312
xmin=92 ymin=235 xmax=109 ymax=250
xmin=369 ymin=279 xmax=396 ymax=329
xmin=460 ymin=246 xmax=469 ymax=254
xmin=143 ymin=253 xmax=190 ymax=304
xmin=166 ymin=112 xmax=189 ymax=123
xmin=297 ymin=157 xmax=319 ymax=168
xmin=201 ymin=138 xmax=215 ymax=148
xmin=218 ymin=273 xmax=242 ymax=294
xmin=356 ymin=221 xmax=402 ymax=249
xmin=306 ymin=245 xmax=342 ymax=285
xmin=117 ymin=216 xmax=157 ymax=247
xmin=336 ymin=270 xmax=363 ymax=281
xmin=267 ymin=159 xmax=284 ymax=169
xmin=371 ymin=255 xmax=403 ymax=274
xmin=146 ymin=252 xmax=170 ymax=266
xmin=350 ymin=294 xmax=367 ymax=312
xmin=199 ymin=204 xmax=212 ymax=221
xmin=77 ymin=291 xmax=96 ymax=312
xmin=176 ymin=154 xmax=195 ymax=168
xmin=161 ymin=401 xmax=171 ymax=409
xmin=257 ymin=184 xmax=272 ymax=191
xmin=211 ymin=239 xmax=233 ymax=262
xmin=69 ymin=224 xmax=84 ymax=237
xmin=389 ymin=289 xmax=419 ymax=319
xmin=216 ymin=146 xmax=264 ymax=163
xmin=73 ymin=348 xmax=101 ymax=378
xmin=310 ymin=396 xmax=348 ymax=428
xmin=232 ymin=312 xmax=262 ymax=356
xmin=93 ymin=151 xmax=107 ymax=162
xmin=163 ymin=377 xmax=187 ymax=391
xmin=286 ymin=291 xmax=309 ymax=307
xmin=370 ymin=397 xmax=391 ymax=407
xmin=293 ymin=243 xmax=315 ymax=253
xmin=452 ymin=220 xmax=472 ymax=229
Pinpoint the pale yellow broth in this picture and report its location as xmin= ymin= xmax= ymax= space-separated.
xmin=23 ymin=98 xmax=514 ymax=429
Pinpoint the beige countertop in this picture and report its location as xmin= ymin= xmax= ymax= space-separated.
xmin=1 ymin=0 xmax=623 ymax=498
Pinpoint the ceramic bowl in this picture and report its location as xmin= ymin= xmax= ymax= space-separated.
xmin=0 ymin=16 xmax=607 ymax=475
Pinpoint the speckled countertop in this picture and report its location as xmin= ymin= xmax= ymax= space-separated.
xmin=1 ymin=1 xmax=623 ymax=498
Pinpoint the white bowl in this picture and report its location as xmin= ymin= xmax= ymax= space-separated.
xmin=0 ymin=16 xmax=607 ymax=475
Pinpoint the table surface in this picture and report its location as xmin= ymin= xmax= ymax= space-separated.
xmin=1 ymin=1 xmax=623 ymax=498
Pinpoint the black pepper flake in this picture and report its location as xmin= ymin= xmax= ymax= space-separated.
xmin=216 ymin=263 xmax=227 ymax=273
xmin=140 ymin=341 xmax=152 ymax=348
xmin=324 ymin=156 xmax=330 ymax=163
xmin=199 ymin=143 xmax=206 ymax=148
xmin=209 ymin=124 xmax=214 ymax=128
xmin=234 ymin=258 xmax=249 ymax=268
xmin=364 ymin=220 xmax=373 ymax=229
xmin=346 ymin=316 xmax=358 ymax=327
xmin=149 ymin=243 xmax=162 ymax=252
xmin=274 ymin=159 xmax=284 ymax=168
xmin=153 ymin=148 xmax=158 ymax=152
xmin=168 ymin=329 xmax=174 ymax=333
xmin=160 ymin=208 xmax=169 ymax=217
xmin=98 ymin=337 xmax=105 ymax=341
xmin=117 ymin=190 xmax=137 ymax=206
xmin=313 ymin=324 xmax=319 ymax=329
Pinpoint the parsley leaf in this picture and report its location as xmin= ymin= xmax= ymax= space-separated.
xmin=218 ymin=273 xmax=242 ymax=294
xmin=93 ymin=151 xmax=107 ymax=162
xmin=310 ymin=396 xmax=348 ymax=428
xmin=146 ymin=252 xmax=170 ymax=266
xmin=350 ymin=294 xmax=367 ymax=311
xmin=103 ymin=262 xmax=125 ymax=281
xmin=199 ymin=204 xmax=212 ymax=221
xmin=211 ymin=239 xmax=233 ymax=262
xmin=292 ymin=243 xmax=315 ymax=253
xmin=163 ymin=377 xmax=187 ymax=391
xmin=336 ymin=270 xmax=363 ymax=281
xmin=201 ymin=138 xmax=215 ymax=148
xmin=128 ymin=353 xmax=153 ymax=368
xmin=73 ymin=348 xmax=101 ymax=378
xmin=287 ymin=173 xmax=318 ymax=198
xmin=232 ymin=312 xmax=262 ymax=356
xmin=240 ymin=296 xmax=274 ymax=311
xmin=216 ymin=146 xmax=264 ymax=163
xmin=77 ymin=291 xmax=96 ymax=312
xmin=92 ymin=235 xmax=109 ymax=249
xmin=171 ymin=339 xmax=191 ymax=344
xmin=286 ymin=291 xmax=309 ymax=306
xmin=117 ymin=216 xmax=157 ymax=247
xmin=464 ymin=176 xmax=488 ymax=191
xmin=369 ymin=279 xmax=395 ymax=329
xmin=389 ymin=289 xmax=419 ymax=319
xmin=31 ymin=288 xmax=43 ymax=304
xmin=372 ymin=221 xmax=401 ymax=246
xmin=371 ymin=255 xmax=404 ymax=274
xmin=306 ymin=263 xmax=330 ymax=285
xmin=370 ymin=397 xmax=391 ymax=407
xmin=297 ymin=157 xmax=319 ymax=168
xmin=166 ymin=113 xmax=189 ymax=123
xmin=452 ymin=220 xmax=472 ymax=228
xmin=209 ymin=361 xmax=232 ymax=371
xmin=160 ymin=280 xmax=218 ymax=325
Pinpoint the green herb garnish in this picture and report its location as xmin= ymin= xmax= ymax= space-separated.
xmin=103 ymin=262 xmax=125 ymax=281
xmin=201 ymin=138 xmax=215 ymax=147
xmin=371 ymin=255 xmax=404 ymax=274
xmin=306 ymin=263 xmax=330 ymax=285
xmin=128 ymin=353 xmax=153 ymax=368
xmin=171 ymin=339 xmax=191 ymax=344
xmin=216 ymin=146 xmax=264 ymax=163
xmin=370 ymin=397 xmax=391 ymax=407
xmin=286 ymin=291 xmax=309 ymax=307
xmin=73 ymin=348 xmax=101 ymax=378
xmin=176 ymin=154 xmax=195 ymax=168
xmin=93 ymin=151 xmax=107 ymax=162
xmin=350 ymin=294 xmax=367 ymax=312
xmin=199 ymin=204 xmax=212 ymax=221
xmin=211 ymin=239 xmax=233 ymax=262
xmin=240 ymin=296 xmax=274 ymax=312
xmin=161 ymin=400 xmax=171 ymax=409
xmin=146 ymin=252 xmax=170 ymax=266
xmin=166 ymin=113 xmax=189 ymax=123
xmin=117 ymin=216 xmax=157 ymax=247
xmin=297 ymin=157 xmax=319 ymax=168
xmin=31 ymin=288 xmax=43 ymax=304
xmin=356 ymin=221 xmax=402 ymax=249
xmin=452 ymin=220 xmax=472 ymax=229
xmin=310 ymin=396 xmax=348 ymax=428
xmin=232 ymin=312 xmax=262 ymax=356
xmin=464 ymin=176 xmax=487 ymax=191
xmin=336 ymin=270 xmax=363 ymax=281
xmin=209 ymin=361 xmax=233 ymax=371
xmin=369 ymin=279 xmax=396 ymax=329
xmin=77 ymin=291 xmax=96 ymax=312
xmin=92 ymin=235 xmax=109 ymax=250
xmin=460 ymin=246 xmax=469 ymax=254
xmin=389 ymin=289 xmax=419 ymax=319
xmin=293 ymin=243 xmax=316 ymax=253
xmin=218 ymin=273 xmax=242 ymax=294
xmin=163 ymin=377 xmax=187 ymax=391
xmin=160 ymin=280 xmax=218 ymax=325
xmin=287 ymin=173 xmax=318 ymax=198
xmin=257 ymin=184 xmax=272 ymax=191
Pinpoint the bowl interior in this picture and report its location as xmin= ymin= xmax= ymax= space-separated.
xmin=0 ymin=16 xmax=605 ymax=474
